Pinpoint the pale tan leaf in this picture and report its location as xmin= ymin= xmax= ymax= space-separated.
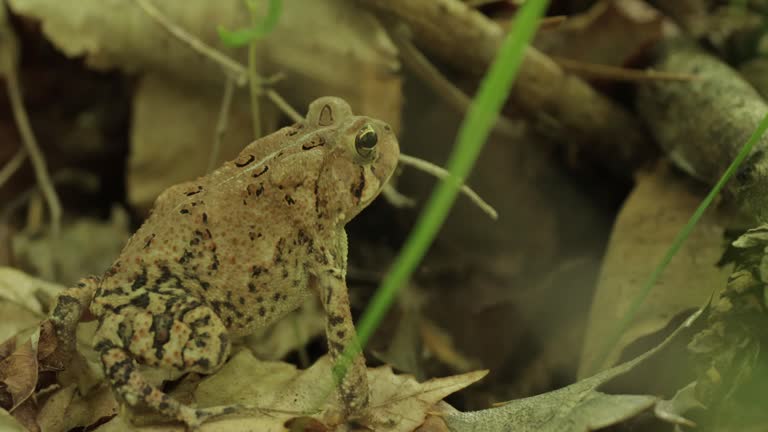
xmin=579 ymin=164 xmax=734 ymax=376
xmin=12 ymin=207 xmax=130 ymax=285
xmin=192 ymin=352 xmax=484 ymax=431
xmin=0 ymin=267 xmax=64 ymax=317
xmin=0 ymin=407 xmax=27 ymax=432
xmin=37 ymin=384 xmax=118 ymax=432
xmin=0 ymin=268 xmax=64 ymax=348
xmin=445 ymin=310 xmax=702 ymax=432
xmin=0 ymin=329 xmax=39 ymax=412
xmin=127 ymin=74 xmax=254 ymax=210
xmin=6 ymin=0 xmax=401 ymax=127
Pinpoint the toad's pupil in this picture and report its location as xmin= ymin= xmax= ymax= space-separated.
xmin=355 ymin=126 xmax=378 ymax=153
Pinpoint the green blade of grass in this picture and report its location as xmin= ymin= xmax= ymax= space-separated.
xmin=333 ymin=0 xmax=551 ymax=383
xmin=587 ymin=110 xmax=768 ymax=375
xmin=218 ymin=0 xmax=282 ymax=47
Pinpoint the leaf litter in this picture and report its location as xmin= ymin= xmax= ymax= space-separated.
xmin=444 ymin=308 xmax=703 ymax=432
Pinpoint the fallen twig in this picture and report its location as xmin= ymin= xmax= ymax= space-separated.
xmin=552 ymin=56 xmax=698 ymax=82
xmin=0 ymin=148 xmax=27 ymax=189
xmin=398 ymin=153 xmax=498 ymax=220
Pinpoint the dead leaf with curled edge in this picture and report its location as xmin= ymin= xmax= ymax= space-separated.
xmin=0 ymin=408 xmax=26 ymax=432
xmin=0 ymin=328 xmax=39 ymax=418
xmin=95 ymin=352 xmax=487 ymax=431
xmin=534 ymin=0 xmax=664 ymax=69
xmin=6 ymin=0 xmax=401 ymax=127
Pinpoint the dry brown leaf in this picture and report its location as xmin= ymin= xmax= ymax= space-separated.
xmin=128 ymin=74 xmax=255 ymax=210
xmin=419 ymin=318 xmax=476 ymax=373
xmin=10 ymin=398 xmax=39 ymax=432
xmin=7 ymin=0 xmax=401 ymax=124
xmin=35 ymin=320 xmax=60 ymax=371
xmin=578 ymin=164 xmax=734 ymax=376
xmin=0 ymin=330 xmax=39 ymax=412
xmin=0 ymin=268 xmax=65 ymax=350
xmin=11 ymin=207 xmax=130 ymax=286
xmin=534 ymin=0 xmax=663 ymax=68
xmin=37 ymin=384 xmax=118 ymax=432
xmin=93 ymin=351 xmax=486 ymax=431
xmin=414 ymin=414 xmax=450 ymax=432
xmin=0 ymin=267 xmax=64 ymax=317
xmin=10 ymin=0 xmax=402 ymax=212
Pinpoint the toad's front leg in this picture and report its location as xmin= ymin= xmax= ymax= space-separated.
xmin=48 ymin=276 xmax=99 ymax=367
xmin=319 ymin=267 xmax=370 ymax=416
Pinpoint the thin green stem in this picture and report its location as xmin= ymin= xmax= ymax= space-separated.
xmin=333 ymin=0 xmax=551 ymax=383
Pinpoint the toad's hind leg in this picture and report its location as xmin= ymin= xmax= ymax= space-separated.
xmin=94 ymin=304 xmax=239 ymax=429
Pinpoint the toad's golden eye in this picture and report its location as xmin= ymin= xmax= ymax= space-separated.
xmin=354 ymin=124 xmax=378 ymax=158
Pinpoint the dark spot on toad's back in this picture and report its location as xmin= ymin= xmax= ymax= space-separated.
xmin=143 ymin=234 xmax=155 ymax=249
xmin=302 ymin=136 xmax=325 ymax=150
xmin=131 ymin=268 xmax=149 ymax=290
xmin=179 ymin=250 xmax=194 ymax=264
xmin=253 ymin=166 xmax=269 ymax=178
xmin=184 ymin=185 xmax=203 ymax=196
xmin=235 ymin=154 xmax=255 ymax=167
xmin=252 ymin=265 xmax=266 ymax=277
xmin=130 ymin=292 xmax=150 ymax=308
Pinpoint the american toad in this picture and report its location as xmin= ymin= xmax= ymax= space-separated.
xmin=48 ymin=97 xmax=399 ymax=429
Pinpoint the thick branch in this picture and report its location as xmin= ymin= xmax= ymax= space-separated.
xmin=361 ymin=0 xmax=656 ymax=177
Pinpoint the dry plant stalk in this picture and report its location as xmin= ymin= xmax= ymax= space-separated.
xmin=0 ymin=12 xmax=62 ymax=239
xmin=0 ymin=149 xmax=27 ymax=188
xmin=398 ymin=154 xmax=498 ymax=220
xmin=131 ymin=0 xmax=248 ymax=85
